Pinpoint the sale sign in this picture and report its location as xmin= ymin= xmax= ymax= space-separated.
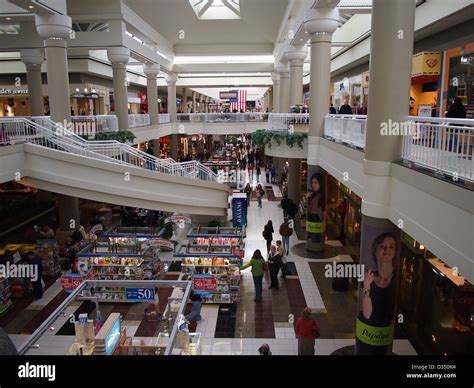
xmin=60 ymin=273 xmax=83 ymax=293
xmin=193 ymin=274 xmax=217 ymax=294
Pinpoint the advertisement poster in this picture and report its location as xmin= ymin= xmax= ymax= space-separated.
xmin=306 ymin=166 xmax=326 ymax=251
xmin=232 ymin=193 xmax=247 ymax=227
xmin=193 ymin=274 xmax=217 ymax=294
xmin=355 ymin=216 xmax=401 ymax=355
xmin=125 ymin=288 xmax=155 ymax=302
xmin=417 ymin=104 xmax=432 ymax=117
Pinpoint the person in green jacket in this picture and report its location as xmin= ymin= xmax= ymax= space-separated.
xmin=240 ymin=249 xmax=265 ymax=302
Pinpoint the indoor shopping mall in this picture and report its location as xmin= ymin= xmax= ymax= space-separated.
xmin=0 ymin=0 xmax=472 ymax=386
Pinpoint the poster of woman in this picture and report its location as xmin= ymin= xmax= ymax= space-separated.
xmin=306 ymin=168 xmax=326 ymax=250
xmin=356 ymin=221 xmax=401 ymax=355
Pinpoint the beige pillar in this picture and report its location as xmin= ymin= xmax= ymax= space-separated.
xmin=107 ymin=47 xmax=130 ymax=130
xmin=165 ymin=72 xmax=178 ymax=121
xmin=277 ymin=64 xmax=290 ymax=113
xmin=271 ymin=73 xmax=281 ymax=113
xmin=21 ymin=49 xmax=45 ymax=116
xmin=143 ymin=63 xmax=160 ymax=125
xmin=286 ymin=45 xmax=307 ymax=107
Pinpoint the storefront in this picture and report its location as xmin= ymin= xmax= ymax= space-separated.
xmin=398 ymin=233 xmax=473 ymax=355
xmin=70 ymin=84 xmax=109 ymax=116
xmin=441 ymin=43 xmax=474 ymax=118
xmin=410 ymin=51 xmax=441 ymax=117
xmin=0 ymin=87 xmax=38 ymax=117
xmin=326 ymin=176 xmax=362 ymax=245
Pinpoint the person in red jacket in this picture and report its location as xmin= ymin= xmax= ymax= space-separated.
xmin=295 ymin=307 xmax=320 ymax=355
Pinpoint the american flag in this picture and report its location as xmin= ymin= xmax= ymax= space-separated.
xmin=230 ymin=89 xmax=247 ymax=112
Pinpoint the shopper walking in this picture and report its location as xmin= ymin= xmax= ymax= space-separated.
xmin=296 ymin=307 xmax=320 ymax=355
xmin=287 ymin=199 xmax=299 ymax=221
xmin=337 ymin=198 xmax=348 ymax=239
xmin=244 ymin=183 xmax=252 ymax=207
xmin=256 ymin=184 xmax=265 ymax=208
xmin=262 ymin=220 xmax=274 ymax=253
xmin=185 ymin=290 xmax=204 ymax=324
xmin=270 ymin=164 xmax=276 ymax=184
xmin=280 ymin=194 xmax=290 ymax=218
xmin=338 ymin=100 xmax=353 ymax=115
xmin=256 ymin=163 xmax=261 ymax=182
xmin=279 ymin=218 xmax=293 ymax=255
xmin=240 ymin=249 xmax=265 ymax=302
xmin=268 ymin=245 xmax=283 ymax=290
xmin=265 ymin=164 xmax=270 ymax=183
xmin=27 ymin=251 xmax=43 ymax=300
xmin=276 ymin=240 xmax=287 ymax=278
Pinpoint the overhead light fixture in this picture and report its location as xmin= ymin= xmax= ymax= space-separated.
xmin=6 ymin=17 xmax=12 ymax=21
xmin=28 ymin=5 xmax=34 ymax=9
xmin=156 ymin=50 xmax=168 ymax=60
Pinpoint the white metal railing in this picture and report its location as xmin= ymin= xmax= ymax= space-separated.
xmin=159 ymin=113 xmax=171 ymax=124
xmin=0 ymin=117 xmax=217 ymax=182
xmin=29 ymin=115 xmax=119 ymax=137
xmin=401 ymin=117 xmax=473 ymax=182
xmin=324 ymin=114 xmax=473 ymax=182
xmin=268 ymin=113 xmax=309 ymax=132
xmin=324 ymin=114 xmax=367 ymax=149
xmin=128 ymin=114 xmax=151 ymax=128
xmin=177 ymin=112 xmax=267 ymax=123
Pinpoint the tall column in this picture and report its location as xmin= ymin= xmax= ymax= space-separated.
xmin=304 ymin=8 xmax=339 ymax=252
xmin=21 ymin=49 xmax=45 ymax=116
xmin=268 ymin=88 xmax=273 ymax=111
xmin=192 ymin=91 xmax=197 ymax=113
xmin=165 ymin=73 xmax=178 ymax=160
xmin=271 ymin=73 xmax=281 ymax=113
xmin=277 ymin=64 xmax=290 ymax=113
xmin=181 ymin=87 xmax=188 ymax=112
xmin=165 ymin=73 xmax=178 ymax=121
xmin=35 ymin=14 xmax=79 ymax=241
xmin=287 ymin=158 xmax=301 ymax=203
xmin=355 ymin=0 xmax=416 ymax=355
xmin=286 ymin=45 xmax=307 ymax=107
xmin=107 ymin=47 xmax=130 ymax=130
xmin=143 ymin=63 xmax=160 ymax=125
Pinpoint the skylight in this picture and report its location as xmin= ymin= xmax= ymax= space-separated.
xmin=189 ymin=0 xmax=241 ymax=20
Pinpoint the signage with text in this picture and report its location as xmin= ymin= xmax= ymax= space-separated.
xmin=125 ymin=288 xmax=155 ymax=302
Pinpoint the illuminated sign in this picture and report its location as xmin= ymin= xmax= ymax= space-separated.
xmin=105 ymin=318 xmax=121 ymax=355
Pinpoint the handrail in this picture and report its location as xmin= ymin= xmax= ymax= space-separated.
xmin=128 ymin=114 xmax=151 ymax=128
xmin=177 ymin=112 xmax=267 ymax=123
xmin=0 ymin=117 xmax=217 ymax=182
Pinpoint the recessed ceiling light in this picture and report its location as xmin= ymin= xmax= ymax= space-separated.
xmin=6 ymin=17 xmax=12 ymax=21
xmin=28 ymin=5 xmax=34 ymax=8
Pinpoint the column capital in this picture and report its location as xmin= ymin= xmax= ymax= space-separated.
xmin=143 ymin=63 xmax=160 ymax=77
xmin=165 ymin=72 xmax=178 ymax=85
xmin=275 ymin=63 xmax=289 ymax=76
xmin=107 ymin=47 xmax=130 ymax=64
xmin=304 ymin=7 xmax=339 ymax=36
xmin=20 ymin=48 xmax=45 ymax=66
xmin=35 ymin=14 xmax=72 ymax=40
xmin=271 ymin=72 xmax=280 ymax=83
xmin=285 ymin=44 xmax=308 ymax=64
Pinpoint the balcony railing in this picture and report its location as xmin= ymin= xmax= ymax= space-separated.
xmin=30 ymin=115 xmax=119 ymax=137
xmin=177 ymin=112 xmax=268 ymax=123
xmin=158 ymin=113 xmax=171 ymax=124
xmin=324 ymin=114 xmax=473 ymax=183
xmin=128 ymin=114 xmax=151 ymax=128
xmin=268 ymin=113 xmax=309 ymax=132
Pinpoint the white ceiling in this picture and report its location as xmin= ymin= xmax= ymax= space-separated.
xmin=123 ymin=0 xmax=289 ymax=54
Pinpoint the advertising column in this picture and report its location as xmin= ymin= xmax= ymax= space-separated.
xmin=304 ymin=8 xmax=339 ymax=252
xmin=354 ymin=0 xmax=416 ymax=355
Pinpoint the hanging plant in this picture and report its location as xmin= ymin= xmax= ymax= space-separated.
xmin=250 ymin=129 xmax=307 ymax=149
xmin=81 ymin=130 xmax=137 ymax=143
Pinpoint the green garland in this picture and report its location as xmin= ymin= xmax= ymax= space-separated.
xmin=251 ymin=129 xmax=307 ymax=149
xmin=81 ymin=130 xmax=137 ymax=143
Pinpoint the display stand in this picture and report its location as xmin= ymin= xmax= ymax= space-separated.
xmin=0 ymin=277 xmax=13 ymax=316
xmin=36 ymin=239 xmax=60 ymax=277
xmin=94 ymin=313 xmax=125 ymax=355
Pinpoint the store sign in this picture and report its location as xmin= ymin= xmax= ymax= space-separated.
xmin=165 ymin=214 xmax=192 ymax=225
xmin=142 ymin=238 xmax=174 ymax=251
xmin=104 ymin=317 xmax=121 ymax=355
xmin=193 ymin=274 xmax=217 ymax=294
xmin=412 ymin=51 xmax=441 ymax=77
xmin=232 ymin=193 xmax=247 ymax=227
xmin=0 ymin=88 xmax=28 ymax=96
xmin=60 ymin=273 xmax=83 ymax=293
xmin=362 ymin=71 xmax=369 ymax=88
xmin=219 ymin=91 xmax=238 ymax=100
xmin=125 ymin=288 xmax=155 ymax=302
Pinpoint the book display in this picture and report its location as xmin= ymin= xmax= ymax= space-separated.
xmin=0 ymin=277 xmax=13 ymax=316
xmin=36 ymin=239 xmax=61 ymax=277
